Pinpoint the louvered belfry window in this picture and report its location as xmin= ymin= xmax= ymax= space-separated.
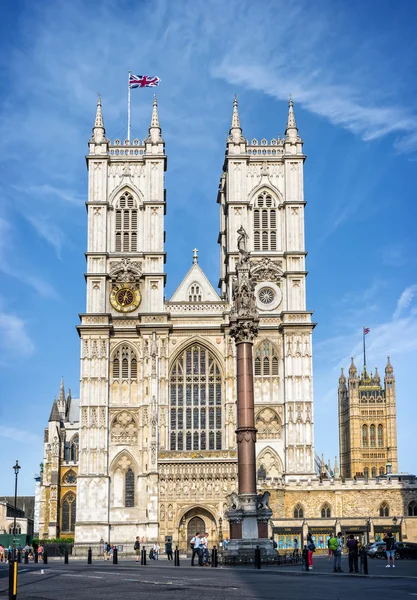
xmin=112 ymin=345 xmax=138 ymax=380
xmin=253 ymin=192 xmax=277 ymax=252
xmin=254 ymin=341 xmax=279 ymax=377
xmin=115 ymin=192 xmax=138 ymax=252
xmin=169 ymin=345 xmax=222 ymax=451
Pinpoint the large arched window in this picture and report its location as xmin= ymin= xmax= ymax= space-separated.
xmin=408 ymin=501 xmax=417 ymax=516
xmin=125 ymin=468 xmax=135 ymax=507
xmin=293 ymin=504 xmax=304 ymax=519
xmin=253 ymin=192 xmax=277 ymax=252
xmin=254 ymin=341 xmax=279 ymax=377
xmin=112 ymin=345 xmax=138 ymax=380
xmin=379 ymin=502 xmax=389 ymax=517
xmin=65 ymin=436 xmax=79 ymax=462
xmin=370 ymin=424 xmax=376 ymax=447
xmin=362 ymin=425 xmax=368 ymax=447
xmin=169 ymin=344 xmax=222 ymax=451
xmin=115 ymin=191 xmax=138 ymax=252
xmin=321 ymin=503 xmax=331 ymax=518
xmin=378 ymin=424 xmax=383 ymax=447
xmin=364 ymin=467 xmax=369 ymax=479
xmin=371 ymin=466 xmax=377 ymax=478
xmin=379 ymin=467 xmax=385 ymax=476
xmin=62 ymin=493 xmax=76 ymax=532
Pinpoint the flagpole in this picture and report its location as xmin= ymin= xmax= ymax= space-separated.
xmin=128 ymin=70 xmax=131 ymax=142
xmin=363 ymin=326 xmax=366 ymax=370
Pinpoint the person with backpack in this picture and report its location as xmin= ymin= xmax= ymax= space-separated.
xmin=384 ymin=531 xmax=396 ymax=568
xmin=190 ymin=532 xmax=202 ymax=566
xmin=306 ymin=533 xmax=315 ymax=570
xmin=134 ymin=537 xmax=140 ymax=563
xmin=332 ymin=532 xmax=344 ymax=572
xmin=346 ymin=534 xmax=359 ymax=573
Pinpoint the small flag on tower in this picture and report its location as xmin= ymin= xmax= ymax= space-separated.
xmin=364 ymin=327 xmax=370 ymax=335
xmin=129 ymin=74 xmax=161 ymax=88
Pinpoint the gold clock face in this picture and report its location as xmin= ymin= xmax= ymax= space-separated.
xmin=110 ymin=284 xmax=141 ymax=313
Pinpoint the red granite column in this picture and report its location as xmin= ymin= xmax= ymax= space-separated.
xmin=236 ymin=341 xmax=257 ymax=495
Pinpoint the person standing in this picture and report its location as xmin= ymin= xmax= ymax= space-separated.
xmin=153 ymin=541 xmax=160 ymax=560
xmin=134 ymin=537 xmax=140 ymax=563
xmin=384 ymin=531 xmax=396 ymax=568
xmin=201 ymin=532 xmax=210 ymax=565
xmin=165 ymin=539 xmax=173 ymax=560
xmin=293 ymin=538 xmax=299 ymax=559
xmin=306 ymin=533 xmax=315 ymax=570
xmin=346 ymin=535 xmax=359 ymax=573
xmin=190 ymin=532 xmax=202 ymax=566
xmin=333 ymin=532 xmax=343 ymax=573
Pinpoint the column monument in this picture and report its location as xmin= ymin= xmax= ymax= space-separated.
xmin=225 ymin=228 xmax=274 ymax=557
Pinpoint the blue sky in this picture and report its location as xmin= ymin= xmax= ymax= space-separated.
xmin=1 ymin=0 xmax=417 ymax=494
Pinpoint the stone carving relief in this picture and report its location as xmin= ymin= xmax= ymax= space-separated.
xmin=256 ymin=408 xmax=282 ymax=440
xmin=257 ymin=447 xmax=283 ymax=479
xmin=110 ymin=411 xmax=138 ymax=444
xmin=82 ymin=337 xmax=107 ymax=359
xmin=250 ymin=257 xmax=283 ymax=284
xmin=160 ymin=504 xmax=165 ymax=521
xmin=109 ymin=258 xmax=142 ymax=284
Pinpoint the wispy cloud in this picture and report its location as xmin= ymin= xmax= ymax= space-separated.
xmin=0 ymin=426 xmax=41 ymax=445
xmin=14 ymin=184 xmax=84 ymax=206
xmin=0 ymin=310 xmax=35 ymax=363
xmin=393 ymin=284 xmax=417 ymax=320
xmin=26 ymin=214 xmax=66 ymax=257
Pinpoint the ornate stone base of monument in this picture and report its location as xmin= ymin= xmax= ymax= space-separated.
xmin=224 ymin=491 xmax=275 ymax=558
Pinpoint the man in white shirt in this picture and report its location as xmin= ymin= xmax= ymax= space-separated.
xmin=190 ymin=532 xmax=203 ymax=566
xmin=201 ymin=532 xmax=209 ymax=565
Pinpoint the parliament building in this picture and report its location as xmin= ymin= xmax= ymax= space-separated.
xmin=38 ymin=97 xmax=417 ymax=551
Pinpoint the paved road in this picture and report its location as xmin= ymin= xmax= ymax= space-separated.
xmin=0 ymin=555 xmax=416 ymax=600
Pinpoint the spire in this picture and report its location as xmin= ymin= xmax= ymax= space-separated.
xmin=349 ymin=356 xmax=357 ymax=378
xmin=49 ymin=398 xmax=61 ymax=422
xmin=334 ymin=456 xmax=339 ymax=478
xmin=285 ymin=95 xmax=298 ymax=138
xmin=373 ymin=366 xmax=381 ymax=385
xmin=148 ymin=94 xmax=162 ymax=143
xmin=229 ymin=95 xmax=243 ymax=143
xmin=91 ymin=95 xmax=106 ymax=144
xmin=339 ymin=367 xmax=346 ymax=386
xmin=385 ymin=355 xmax=394 ymax=376
xmin=57 ymin=378 xmax=66 ymax=416
xmin=320 ymin=453 xmax=325 ymax=474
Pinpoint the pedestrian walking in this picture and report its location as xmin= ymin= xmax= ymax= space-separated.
xmin=293 ymin=538 xmax=299 ymax=559
xmin=332 ymin=532 xmax=343 ymax=572
xmin=37 ymin=544 xmax=44 ymax=562
xmin=190 ymin=532 xmax=203 ymax=566
xmin=346 ymin=535 xmax=359 ymax=573
xmin=306 ymin=533 xmax=315 ymax=570
xmin=201 ymin=532 xmax=210 ymax=565
xmin=165 ymin=539 xmax=173 ymax=560
xmin=327 ymin=536 xmax=334 ymax=561
xmin=134 ymin=537 xmax=140 ymax=563
xmin=153 ymin=541 xmax=160 ymax=560
xmin=384 ymin=531 xmax=396 ymax=568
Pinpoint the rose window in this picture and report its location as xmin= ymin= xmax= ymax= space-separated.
xmin=258 ymin=287 xmax=275 ymax=305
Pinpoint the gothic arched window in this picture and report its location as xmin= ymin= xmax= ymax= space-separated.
xmin=321 ymin=503 xmax=331 ymax=518
xmin=362 ymin=425 xmax=368 ymax=447
xmin=65 ymin=436 xmax=79 ymax=462
xmin=256 ymin=408 xmax=282 ymax=440
xmin=9 ymin=524 xmax=21 ymax=535
xmin=370 ymin=424 xmax=376 ymax=448
xmin=125 ymin=468 xmax=135 ymax=507
xmin=293 ymin=504 xmax=304 ymax=519
xmin=115 ymin=191 xmax=138 ymax=252
xmin=408 ymin=501 xmax=417 ymax=516
xmin=379 ymin=467 xmax=385 ymax=476
xmin=371 ymin=466 xmax=377 ymax=478
xmin=169 ymin=345 xmax=222 ymax=452
xmin=379 ymin=502 xmax=389 ymax=517
xmin=364 ymin=467 xmax=369 ymax=479
xmin=62 ymin=493 xmax=76 ymax=532
xmin=377 ymin=424 xmax=383 ymax=447
xmin=112 ymin=345 xmax=138 ymax=380
xmin=188 ymin=283 xmax=202 ymax=302
xmin=253 ymin=192 xmax=277 ymax=252
xmin=254 ymin=341 xmax=279 ymax=377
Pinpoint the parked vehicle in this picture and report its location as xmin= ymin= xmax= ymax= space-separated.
xmin=367 ymin=541 xmax=386 ymax=558
xmin=393 ymin=542 xmax=417 ymax=560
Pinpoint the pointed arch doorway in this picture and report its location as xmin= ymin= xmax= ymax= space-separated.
xmin=187 ymin=516 xmax=205 ymax=548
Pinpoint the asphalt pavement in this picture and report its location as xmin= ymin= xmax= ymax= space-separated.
xmin=0 ymin=554 xmax=416 ymax=600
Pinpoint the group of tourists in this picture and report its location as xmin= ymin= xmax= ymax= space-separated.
xmin=190 ymin=531 xmax=211 ymax=566
xmin=0 ymin=543 xmax=44 ymax=562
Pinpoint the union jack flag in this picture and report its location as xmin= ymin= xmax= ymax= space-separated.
xmin=129 ymin=74 xmax=161 ymax=88
xmin=364 ymin=327 xmax=370 ymax=335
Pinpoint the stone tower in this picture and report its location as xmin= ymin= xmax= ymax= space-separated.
xmin=218 ymin=97 xmax=316 ymax=479
xmin=338 ymin=357 xmax=398 ymax=479
xmin=75 ymin=96 xmax=166 ymax=545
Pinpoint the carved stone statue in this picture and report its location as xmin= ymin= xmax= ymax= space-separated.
xmin=226 ymin=491 xmax=241 ymax=510
xmin=256 ymin=490 xmax=271 ymax=510
xmin=237 ymin=226 xmax=249 ymax=255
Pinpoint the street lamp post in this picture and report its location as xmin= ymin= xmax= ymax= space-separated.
xmin=12 ymin=460 xmax=21 ymax=560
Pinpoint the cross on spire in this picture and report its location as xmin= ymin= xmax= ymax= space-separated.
xmin=193 ymin=248 xmax=198 ymax=264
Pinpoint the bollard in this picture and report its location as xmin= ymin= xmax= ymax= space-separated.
xmin=113 ymin=548 xmax=118 ymax=564
xmin=43 ymin=549 xmax=48 ymax=565
xmin=24 ymin=551 xmax=29 ymax=564
xmin=141 ymin=547 xmax=147 ymax=566
xmin=363 ymin=550 xmax=368 ymax=575
xmin=174 ymin=546 xmax=180 ymax=567
xmin=9 ymin=559 xmax=18 ymax=600
xmin=34 ymin=552 xmax=38 ymax=564
xmin=64 ymin=549 xmax=69 ymax=564
xmin=88 ymin=547 xmax=92 ymax=564
xmin=211 ymin=546 xmax=218 ymax=568
xmin=254 ymin=545 xmax=261 ymax=570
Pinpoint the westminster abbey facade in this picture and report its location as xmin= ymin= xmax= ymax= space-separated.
xmin=38 ymin=96 xmax=417 ymax=549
